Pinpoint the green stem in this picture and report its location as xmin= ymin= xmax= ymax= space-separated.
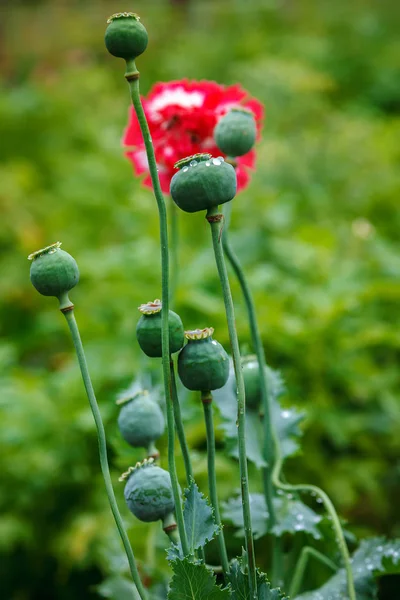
xmin=62 ymin=308 xmax=147 ymax=600
xmin=201 ymin=391 xmax=230 ymax=577
xmin=169 ymin=197 xmax=179 ymax=305
xmin=206 ymin=206 xmax=257 ymax=596
xmin=170 ymin=360 xmax=193 ymax=486
xmin=289 ymin=546 xmax=337 ymax=598
xmin=125 ymin=60 xmax=189 ymax=558
xmin=272 ymin=439 xmax=356 ymax=600
xmin=221 ymin=201 xmax=284 ymax=584
xmin=163 ymin=513 xmax=181 ymax=545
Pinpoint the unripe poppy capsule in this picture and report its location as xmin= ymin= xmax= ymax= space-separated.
xmin=136 ymin=299 xmax=184 ymax=358
xmin=105 ymin=12 xmax=148 ymax=61
xmin=28 ymin=242 xmax=79 ymax=299
xmin=121 ymin=459 xmax=175 ymax=523
xmin=178 ymin=327 xmax=230 ymax=391
xmin=239 ymin=355 xmax=262 ymax=410
xmin=117 ymin=391 xmax=165 ymax=449
xmin=214 ymin=107 xmax=257 ymax=157
xmin=170 ymin=153 xmax=237 ymax=213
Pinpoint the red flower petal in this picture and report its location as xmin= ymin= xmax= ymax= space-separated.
xmin=122 ymin=79 xmax=264 ymax=194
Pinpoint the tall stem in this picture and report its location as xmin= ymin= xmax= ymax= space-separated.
xmin=201 ymin=391 xmax=230 ymax=577
xmin=272 ymin=438 xmax=356 ymax=600
xmin=221 ymin=201 xmax=282 ymax=584
xmin=169 ymin=198 xmax=179 ymax=305
xmin=170 ymin=360 xmax=193 ymax=485
xmin=206 ymin=206 xmax=257 ymax=596
xmin=125 ymin=60 xmax=189 ymax=557
xmin=62 ymin=308 xmax=147 ymax=600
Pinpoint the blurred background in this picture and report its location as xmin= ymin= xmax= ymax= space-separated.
xmin=1 ymin=0 xmax=399 ymax=598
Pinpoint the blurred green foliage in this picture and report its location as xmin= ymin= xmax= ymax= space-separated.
xmin=1 ymin=0 xmax=399 ymax=598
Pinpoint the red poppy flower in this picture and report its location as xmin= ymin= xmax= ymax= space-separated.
xmin=123 ymin=79 xmax=264 ymax=194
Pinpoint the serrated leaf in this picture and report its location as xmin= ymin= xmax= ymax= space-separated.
xmin=184 ymin=480 xmax=220 ymax=554
xmin=168 ymin=558 xmax=230 ymax=600
xmin=167 ymin=480 xmax=219 ymax=560
xmin=213 ymin=363 xmax=304 ymax=468
xmin=223 ymin=493 xmax=322 ymax=540
xmin=229 ymin=556 xmax=289 ymax=600
xmin=295 ymin=537 xmax=400 ymax=600
xmin=272 ymin=495 xmax=322 ymax=539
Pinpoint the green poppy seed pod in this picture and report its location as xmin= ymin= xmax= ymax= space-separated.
xmin=121 ymin=459 xmax=175 ymax=523
xmin=28 ymin=242 xmax=79 ymax=300
xmin=178 ymin=327 xmax=230 ymax=391
xmin=117 ymin=391 xmax=165 ymax=448
xmin=214 ymin=107 xmax=257 ymax=157
xmin=170 ymin=153 xmax=237 ymax=213
xmin=136 ymin=299 xmax=184 ymax=358
xmin=105 ymin=12 xmax=148 ymax=61
xmin=238 ymin=355 xmax=261 ymax=410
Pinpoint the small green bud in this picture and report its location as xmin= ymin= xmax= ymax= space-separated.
xmin=239 ymin=355 xmax=261 ymax=410
xmin=28 ymin=242 xmax=79 ymax=300
xmin=117 ymin=391 xmax=165 ymax=448
xmin=105 ymin=12 xmax=148 ymax=61
xmin=214 ymin=108 xmax=257 ymax=157
xmin=136 ymin=299 xmax=184 ymax=358
xmin=178 ymin=327 xmax=230 ymax=391
xmin=170 ymin=153 xmax=237 ymax=213
xmin=120 ymin=458 xmax=174 ymax=523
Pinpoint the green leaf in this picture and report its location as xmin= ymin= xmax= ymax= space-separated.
xmin=168 ymin=558 xmax=230 ymax=600
xmin=213 ymin=364 xmax=304 ymax=468
xmin=272 ymin=494 xmax=322 ymax=539
xmin=228 ymin=556 xmax=289 ymax=599
xmin=295 ymin=537 xmax=400 ymax=600
xmin=184 ymin=479 xmax=220 ymax=554
xmin=223 ymin=493 xmax=321 ymax=540
xmin=96 ymin=576 xmax=141 ymax=600
xmin=167 ymin=480 xmax=220 ymax=560
xmin=223 ymin=493 xmax=269 ymax=540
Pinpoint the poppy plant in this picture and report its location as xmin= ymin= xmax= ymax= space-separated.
xmin=123 ymin=79 xmax=264 ymax=193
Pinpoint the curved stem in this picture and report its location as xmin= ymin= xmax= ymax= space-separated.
xmin=170 ymin=360 xmax=193 ymax=486
xmin=201 ymin=391 xmax=230 ymax=577
xmin=206 ymin=206 xmax=257 ymax=597
xmin=62 ymin=308 xmax=147 ymax=600
xmin=289 ymin=546 xmax=337 ymax=598
xmin=125 ymin=61 xmax=189 ymax=557
xmin=272 ymin=440 xmax=356 ymax=600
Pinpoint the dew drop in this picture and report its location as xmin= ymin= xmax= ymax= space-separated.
xmin=182 ymin=166 xmax=189 ymax=172
xmin=212 ymin=158 xmax=221 ymax=166
xmin=217 ymin=156 xmax=225 ymax=162
xmin=296 ymin=514 xmax=304 ymax=521
xmin=189 ymin=160 xmax=197 ymax=167
xmin=281 ymin=410 xmax=291 ymax=419
xmin=205 ymin=161 xmax=211 ymax=166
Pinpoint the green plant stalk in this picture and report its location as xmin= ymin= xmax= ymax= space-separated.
xmin=125 ymin=59 xmax=189 ymax=558
xmin=289 ymin=546 xmax=337 ymax=598
xmin=221 ymin=200 xmax=284 ymax=584
xmin=169 ymin=197 xmax=179 ymax=305
xmin=206 ymin=205 xmax=257 ymax=596
xmin=271 ymin=439 xmax=356 ymax=600
xmin=62 ymin=307 xmax=147 ymax=600
xmin=201 ymin=391 xmax=230 ymax=577
xmin=170 ymin=360 xmax=193 ymax=485
xmin=221 ymin=201 xmax=276 ymax=521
